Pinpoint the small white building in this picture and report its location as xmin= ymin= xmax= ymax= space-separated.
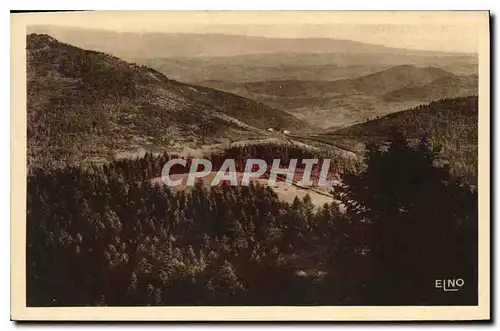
xmin=283 ymin=130 xmax=290 ymax=135
xmin=266 ymin=128 xmax=274 ymax=132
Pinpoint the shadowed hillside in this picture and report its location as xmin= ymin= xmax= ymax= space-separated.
xmin=330 ymin=96 xmax=478 ymax=183
xmin=382 ymin=74 xmax=478 ymax=102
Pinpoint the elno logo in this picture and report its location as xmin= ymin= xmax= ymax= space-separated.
xmin=435 ymin=278 xmax=464 ymax=292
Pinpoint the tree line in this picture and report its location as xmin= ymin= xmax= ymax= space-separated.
xmin=26 ymin=136 xmax=477 ymax=306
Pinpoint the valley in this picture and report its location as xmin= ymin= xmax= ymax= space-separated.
xmin=26 ymin=31 xmax=479 ymax=195
xmin=24 ymin=19 xmax=481 ymax=308
xmin=193 ymin=65 xmax=477 ymax=129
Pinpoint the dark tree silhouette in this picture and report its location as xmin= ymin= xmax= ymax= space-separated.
xmin=334 ymin=132 xmax=477 ymax=305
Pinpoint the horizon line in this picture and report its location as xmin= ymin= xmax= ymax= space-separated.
xmin=26 ymin=24 xmax=478 ymax=56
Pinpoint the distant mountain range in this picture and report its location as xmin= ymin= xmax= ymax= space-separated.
xmin=137 ymin=54 xmax=478 ymax=83
xmin=27 ymin=26 xmax=478 ymax=85
xmin=233 ymin=65 xmax=454 ymax=97
xmin=27 ymin=34 xmax=305 ymax=166
xmin=25 ymin=30 xmax=479 ymax=175
xmin=27 ymin=25 xmax=477 ymax=59
xmin=201 ymin=65 xmax=478 ymax=129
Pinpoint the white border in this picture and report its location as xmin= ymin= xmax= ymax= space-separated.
xmin=3 ymin=2 xmax=496 ymax=329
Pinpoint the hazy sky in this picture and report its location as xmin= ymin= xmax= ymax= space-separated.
xmin=162 ymin=24 xmax=479 ymax=54
xmin=18 ymin=11 xmax=485 ymax=53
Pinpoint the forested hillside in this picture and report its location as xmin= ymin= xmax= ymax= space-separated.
xmin=25 ymin=31 xmax=479 ymax=308
xmin=27 ymin=138 xmax=477 ymax=306
xmin=27 ymin=34 xmax=305 ymax=167
xmin=332 ymin=96 xmax=478 ymax=183
xmin=383 ymin=75 xmax=478 ymax=102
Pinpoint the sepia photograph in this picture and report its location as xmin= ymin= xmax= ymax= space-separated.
xmin=10 ymin=10 xmax=490 ymax=321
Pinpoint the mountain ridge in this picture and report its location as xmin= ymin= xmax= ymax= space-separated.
xmin=194 ymin=64 xmax=476 ymax=129
xmin=27 ymin=25 xmax=478 ymax=59
xmin=328 ymin=96 xmax=478 ymax=183
xmin=27 ymin=33 xmax=306 ymax=167
xmin=234 ymin=65 xmax=455 ymax=97
xmin=382 ymin=74 xmax=478 ymax=102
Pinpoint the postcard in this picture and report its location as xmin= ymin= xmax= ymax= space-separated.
xmin=11 ymin=10 xmax=490 ymax=321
